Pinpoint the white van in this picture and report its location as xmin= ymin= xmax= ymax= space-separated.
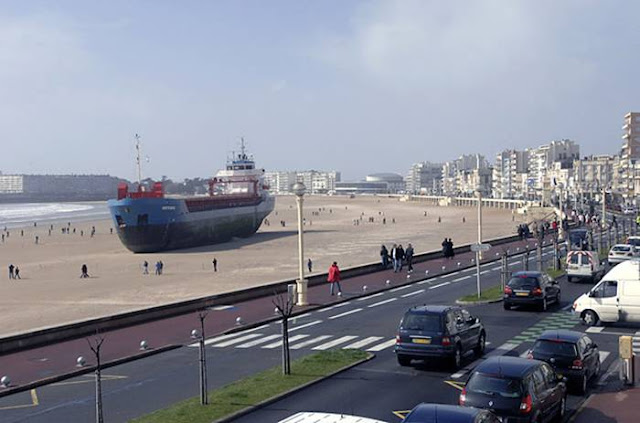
xmin=573 ymin=260 xmax=640 ymax=326
xmin=566 ymin=250 xmax=605 ymax=282
xmin=278 ymin=412 xmax=388 ymax=423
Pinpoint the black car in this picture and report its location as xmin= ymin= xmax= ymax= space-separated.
xmin=528 ymin=330 xmax=600 ymax=394
xmin=403 ymin=403 xmax=500 ymax=423
xmin=503 ymin=271 xmax=561 ymax=312
xmin=460 ymin=357 xmax=567 ymax=423
xmin=395 ymin=305 xmax=486 ymax=369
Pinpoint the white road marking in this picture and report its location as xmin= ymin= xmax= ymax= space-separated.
xmin=491 ymin=266 xmax=501 ymax=270
xmin=390 ymin=285 xmax=412 ymax=293
xmin=343 ymin=336 xmax=384 ymax=349
xmin=235 ymin=334 xmax=281 ymax=348
xmin=401 ymin=289 xmax=425 ymax=298
xmin=417 ymin=280 xmax=432 ymax=285
xmin=356 ymin=293 xmax=384 ymax=301
xmin=452 ymin=276 xmax=470 ymax=282
xmin=288 ymin=320 xmax=323 ymax=332
xmin=450 ymin=371 xmax=465 ymax=379
xmin=262 ymin=334 xmax=309 ymax=349
xmin=317 ymin=302 xmax=352 ymax=312
xmin=599 ymin=351 xmax=610 ymax=363
xmin=366 ymin=339 xmax=397 ymax=352
xmin=328 ymin=308 xmax=363 ymax=320
xmin=368 ymin=298 xmax=397 ymax=308
xmin=292 ymin=312 xmax=312 ymax=319
xmin=210 ymin=333 xmax=263 ymax=348
xmin=429 ymin=282 xmax=450 ymax=290
xmin=188 ymin=324 xmax=270 ymax=347
xmin=449 ymin=271 xmax=461 ymax=276
xmin=313 ymin=336 xmax=359 ymax=350
xmin=210 ymin=305 xmax=234 ymax=311
xmin=290 ymin=335 xmax=333 ymax=350
xmin=480 ymin=270 xmax=490 ymax=275
xmin=586 ymin=327 xmax=605 ymax=333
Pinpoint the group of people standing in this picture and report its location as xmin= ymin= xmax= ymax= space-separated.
xmin=8 ymin=264 xmax=20 ymax=280
xmin=441 ymin=238 xmax=455 ymax=259
xmin=379 ymin=243 xmax=414 ymax=273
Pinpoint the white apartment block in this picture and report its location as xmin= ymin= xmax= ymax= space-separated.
xmin=264 ymin=170 xmax=341 ymax=194
xmin=526 ymin=139 xmax=579 ymax=200
xmin=619 ymin=112 xmax=640 ymax=198
xmin=0 ymin=174 xmax=24 ymax=193
xmin=492 ymin=149 xmax=528 ymax=199
xmin=572 ymin=155 xmax=615 ymax=196
xmin=405 ymin=162 xmax=443 ymax=194
xmin=441 ymin=154 xmax=487 ymax=196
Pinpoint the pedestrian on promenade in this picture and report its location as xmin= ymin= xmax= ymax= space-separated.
xmin=441 ymin=238 xmax=449 ymax=259
xmin=80 ymin=264 xmax=89 ymax=278
xmin=447 ymin=238 xmax=455 ymax=259
xmin=143 ymin=261 xmax=149 ymax=274
xmin=380 ymin=245 xmax=389 ymax=269
xmin=390 ymin=244 xmax=399 ymax=272
xmin=155 ymin=261 xmax=161 ymax=275
xmin=8 ymin=264 xmax=15 ymax=279
xmin=405 ymin=243 xmax=414 ymax=273
xmin=14 ymin=267 xmax=20 ymax=279
xmin=307 ymin=258 xmax=312 ymax=273
xmin=212 ymin=258 xmax=218 ymax=272
xmin=327 ymin=261 xmax=342 ymax=296
xmin=397 ymin=244 xmax=405 ymax=271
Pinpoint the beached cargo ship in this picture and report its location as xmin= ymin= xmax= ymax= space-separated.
xmin=107 ymin=142 xmax=274 ymax=253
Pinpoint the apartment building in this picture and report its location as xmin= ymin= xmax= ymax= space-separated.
xmin=441 ymin=154 xmax=487 ymax=196
xmin=492 ymin=149 xmax=528 ymax=199
xmin=405 ymin=162 xmax=443 ymax=194
xmin=264 ymin=170 xmax=341 ymax=194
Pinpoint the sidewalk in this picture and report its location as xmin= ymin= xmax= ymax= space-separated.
xmin=0 ymin=236 xmax=544 ymax=396
xmin=572 ymin=387 xmax=640 ymax=423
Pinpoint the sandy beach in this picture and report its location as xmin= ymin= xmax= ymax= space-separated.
xmin=0 ymin=195 xmax=527 ymax=337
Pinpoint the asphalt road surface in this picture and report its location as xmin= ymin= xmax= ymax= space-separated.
xmin=0 ymin=243 xmax=636 ymax=423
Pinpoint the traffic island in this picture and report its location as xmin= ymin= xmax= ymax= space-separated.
xmin=130 ymin=349 xmax=372 ymax=423
xmin=456 ymin=285 xmax=504 ymax=305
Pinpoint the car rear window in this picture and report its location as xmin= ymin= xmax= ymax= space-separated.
xmin=402 ymin=313 xmax=441 ymax=331
xmin=507 ymin=277 xmax=540 ymax=289
xmin=466 ymin=373 xmax=522 ymax=398
xmin=568 ymin=254 xmax=580 ymax=264
xmin=627 ymin=238 xmax=640 ymax=247
xmin=612 ymin=245 xmax=631 ymax=252
xmin=533 ymin=340 xmax=578 ymax=357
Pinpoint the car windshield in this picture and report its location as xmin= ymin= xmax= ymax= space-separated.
xmin=507 ymin=277 xmax=539 ymax=289
xmin=612 ymin=245 xmax=631 ymax=252
xmin=466 ymin=373 xmax=522 ymax=398
xmin=627 ymin=238 xmax=640 ymax=247
xmin=568 ymin=254 xmax=580 ymax=264
xmin=402 ymin=313 xmax=441 ymax=331
xmin=533 ymin=340 xmax=577 ymax=357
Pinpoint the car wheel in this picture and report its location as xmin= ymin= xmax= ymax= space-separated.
xmin=474 ymin=332 xmax=486 ymax=357
xmin=582 ymin=310 xmax=599 ymax=326
xmin=594 ymin=358 xmax=601 ymax=378
xmin=451 ymin=345 xmax=462 ymax=369
xmin=397 ymin=355 xmax=411 ymax=367
xmin=567 ymin=276 xmax=573 ymax=283
xmin=503 ymin=302 xmax=511 ymax=310
xmin=576 ymin=374 xmax=588 ymax=395
xmin=556 ymin=290 xmax=561 ymax=305
xmin=540 ymin=297 xmax=548 ymax=312
xmin=555 ymin=396 xmax=566 ymax=422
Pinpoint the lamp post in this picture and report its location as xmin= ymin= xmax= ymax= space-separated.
xmin=476 ymin=186 xmax=483 ymax=259
xmin=292 ymin=182 xmax=308 ymax=306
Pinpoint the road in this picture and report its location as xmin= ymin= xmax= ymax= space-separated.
xmin=0 ymin=241 xmax=637 ymax=422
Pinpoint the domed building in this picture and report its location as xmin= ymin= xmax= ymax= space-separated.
xmin=335 ymin=172 xmax=405 ymax=195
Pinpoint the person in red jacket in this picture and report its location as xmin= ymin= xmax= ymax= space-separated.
xmin=327 ymin=261 xmax=342 ymax=296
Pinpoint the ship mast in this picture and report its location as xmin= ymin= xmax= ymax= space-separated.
xmin=240 ymin=137 xmax=246 ymax=160
xmin=135 ymin=134 xmax=142 ymax=187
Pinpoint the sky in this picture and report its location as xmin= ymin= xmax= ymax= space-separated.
xmin=1 ymin=0 xmax=639 ymax=182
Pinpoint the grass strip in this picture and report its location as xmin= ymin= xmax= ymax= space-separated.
xmin=545 ymin=267 xmax=565 ymax=279
xmin=458 ymin=284 xmax=503 ymax=303
xmin=130 ymin=349 xmax=369 ymax=423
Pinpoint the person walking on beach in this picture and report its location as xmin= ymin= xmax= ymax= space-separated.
xmin=380 ymin=245 xmax=389 ymax=269
xmin=212 ymin=258 xmax=218 ymax=272
xmin=327 ymin=262 xmax=342 ymax=296
xmin=155 ymin=261 xmax=161 ymax=275
xmin=14 ymin=267 xmax=20 ymax=279
xmin=143 ymin=261 xmax=149 ymax=274
xmin=8 ymin=264 xmax=15 ymax=280
xmin=307 ymin=258 xmax=313 ymax=273
xmin=80 ymin=264 xmax=89 ymax=278
xmin=405 ymin=243 xmax=414 ymax=273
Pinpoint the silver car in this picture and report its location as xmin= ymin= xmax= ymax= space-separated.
xmin=608 ymin=244 xmax=636 ymax=265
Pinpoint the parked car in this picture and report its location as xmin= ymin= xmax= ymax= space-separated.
xmin=608 ymin=244 xmax=636 ymax=265
xmin=573 ymin=259 xmax=640 ymax=326
xmin=528 ymin=330 xmax=600 ymax=394
xmin=626 ymin=236 xmax=640 ymax=253
xmin=460 ymin=356 xmax=567 ymax=423
xmin=278 ymin=412 xmax=387 ymax=423
xmin=566 ymin=250 xmax=605 ymax=283
xmin=395 ymin=305 xmax=486 ymax=369
xmin=503 ymin=271 xmax=561 ymax=312
xmin=402 ymin=403 xmax=500 ymax=423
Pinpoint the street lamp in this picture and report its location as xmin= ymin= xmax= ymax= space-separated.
xmin=292 ymin=182 xmax=308 ymax=306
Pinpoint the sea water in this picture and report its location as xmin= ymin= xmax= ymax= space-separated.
xmin=0 ymin=202 xmax=110 ymax=228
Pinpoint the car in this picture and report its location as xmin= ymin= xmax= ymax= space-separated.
xmin=503 ymin=271 xmax=561 ymax=312
xmin=402 ymin=403 xmax=501 ymax=423
xmin=527 ymin=330 xmax=600 ymax=394
xmin=278 ymin=412 xmax=387 ymax=423
xmin=566 ymin=250 xmax=605 ymax=282
xmin=573 ymin=260 xmax=640 ymax=326
xmin=625 ymin=236 xmax=640 ymax=253
xmin=460 ymin=356 xmax=567 ymax=423
xmin=608 ymin=244 xmax=636 ymax=265
xmin=394 ymin=305 xmax=486 ymax=369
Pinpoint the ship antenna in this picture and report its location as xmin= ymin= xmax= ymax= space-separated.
xmin=240 ymin=137 xmax=246 ymax=160
xmin=135 ymin=134 xmax=142 ymax=187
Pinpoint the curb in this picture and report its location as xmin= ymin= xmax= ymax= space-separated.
xmin=213 ymin=352 xmax=376 ymax=423
xmin=455 ymin=298 xmax=503 ymax=306
xmin=566 ymin=392 xmax=594 ymax=423
xmin=0 ymin=344 xmax=181 ymax=399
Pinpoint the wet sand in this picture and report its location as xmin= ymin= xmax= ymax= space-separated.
xmin=0 ymin=195 xmax=528 ymax=337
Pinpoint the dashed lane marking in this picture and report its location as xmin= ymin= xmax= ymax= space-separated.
xmin=317 ymin=301 xmax=352 ymax=312
xmin=452 ymin=276 xmax=470 ymax=282
xmin=312 ymin=336 xmax=359 ymax=350
xmin=366 ymin=338 xmax=397 ymax=352
xmin=328 ymin=308 xmax=363 ymax=320
xmin=429 ymin=282 xmax=450 ymax=290
xmin=401 ymin=289 xmax=425 ymax=298
xmin=599 ymin=351 xmax=610 ymax=363
xmin=368 ymin=298 xmax=397 ymax=308
xmin=210 ymin=305 xmax=235 ymax=311
xmin=343 ymin=336 xmax=384 ymax=349
xmin=390 ymin=285 xmax=412 ymax=293
xmin=289 ymin=320 xmax=323 ymax=332
xmin=356 ymin=292 xmax=384 ymax=301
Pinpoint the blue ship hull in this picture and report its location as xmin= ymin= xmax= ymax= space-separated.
xmin=107 ymin=196 xmax=275 ymax=253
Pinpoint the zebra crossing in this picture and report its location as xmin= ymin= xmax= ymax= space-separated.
xmin=189 ymin=331 xmax=397 ymax=352
xmin=584 ymin=327 xmax=640 ymax=354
